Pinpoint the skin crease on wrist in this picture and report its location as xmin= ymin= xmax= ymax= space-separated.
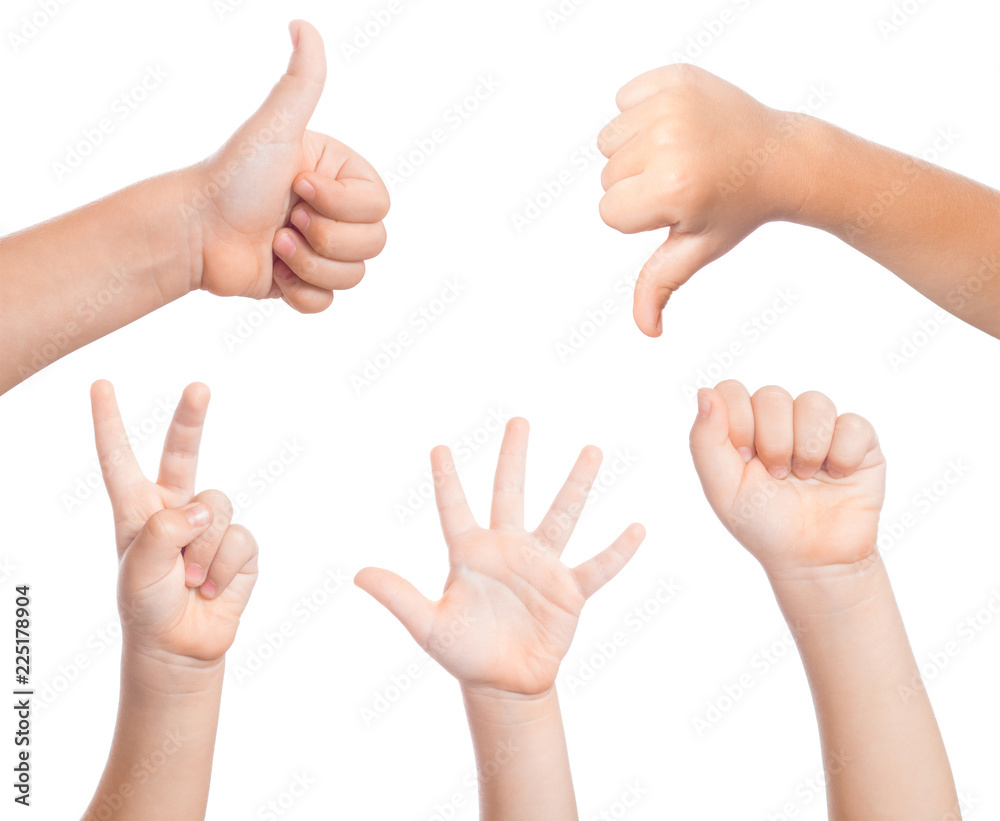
xmin=356 ymin=418 xmax=645 ymax=820
xmin=597 ymin=64 xmax=1000 ymax=339
xmin=690 ymin=382 xmax=959 ymax=821
xmin=86 ymin=380 xmax=258 ymax=821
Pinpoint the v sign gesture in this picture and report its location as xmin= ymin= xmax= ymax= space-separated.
xmin=87 ymin=380 xmax=259 ymax=821
xmin=357 ymin=418 xmax=645 ymax=821
xmin=91 ymin=380 xmax=258 ymax=663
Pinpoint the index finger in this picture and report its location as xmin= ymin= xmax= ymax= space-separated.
xmin=614 ymin=65 xmax=678 ymax=111
xmin=431 ymin=445 xmax=478 ymax=543
xmin=90 ymin=380 xmax=145 ymax=503
xmin=534 ymin=445 xmax=603 ymax=557
xmin=294 ymin=144 xmax=390 ymax=224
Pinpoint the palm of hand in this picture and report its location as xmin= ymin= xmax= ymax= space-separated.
xmin=196 ymin=130 xmax=318 ymax=300
xmin=725 ymin=450 xmax=886 ymax=573
xmin=357 ymin=420 xmax=645 ymax=697
xmin=119 ymin=550 xmax=254 ymax=662
xmin=425 ymin=529 xmax=586 ymax=696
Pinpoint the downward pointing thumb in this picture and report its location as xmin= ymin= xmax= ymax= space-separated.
xmin=633 ymin=231 xmax=717 ymax=337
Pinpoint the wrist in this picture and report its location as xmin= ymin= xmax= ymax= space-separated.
xmin=765 ymin=550 xmax=891 ymax=622
xmin=461 ymin=684 xmax=560 ymax=727
xmin=121 ymin=640 xmax=225 ymax=697
xmin=755 ymin=107 xmax=826 ymax=225
xmin=173 ymin=165 xmax=208 ymax=293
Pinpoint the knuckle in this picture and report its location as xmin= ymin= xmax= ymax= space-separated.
xmin=753 ymin=385 xmax=792 ymax=403
xmin=145 ymin=509 xmax=174 ymax=541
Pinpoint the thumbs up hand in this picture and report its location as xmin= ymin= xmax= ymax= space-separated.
xmin=598 ymin=65 xmax=810 ymax=337
xmin=188 ymin=20 xmax=389 ymax=314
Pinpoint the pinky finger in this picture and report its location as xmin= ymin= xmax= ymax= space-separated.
xmin=573 ymin=523 xmax=646 ymax=600
xmin=202 ymin=525 xmax=258 ymax=601
xmin=825 ymin=413 xmax=878 ymax=479
xmin=273 ymin=259 xmax=335 ymax=314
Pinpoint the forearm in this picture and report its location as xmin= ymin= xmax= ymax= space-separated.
xmin=789 ymin=115 xmax=1000 ymax=336
xmin=85 ymin=649 xmax=223 ymax=821
xmin=0 ymin=169 xmax=201 ymax=394
xmin=462 ymin=686 xmax=577 ymax=821
xmin=768 ymin=554 xmax=958 ymax=821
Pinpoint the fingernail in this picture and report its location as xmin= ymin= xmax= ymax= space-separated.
xmin=186 ymin=504 xmax=210 ymax=527
xmin=293 ymin=178 xmax=316 ymax=200
xmin=737 ymin=447 xmax=753 ymax=463
xmin=201 ymin=580 xmax=217 ymax=598
xmin=768 ymin=466 xmax=790 ymax=480
xmin=290 ymin=208 xmax=309 ymax=231
xmin=185 ymin=563 xmax=204 ymax=585
xmin=274 ymin=232 xmax=295 ymax=257
xmin=289 ymin=21 xmax=300 ymax=48
xmin=696 ymin=390 xmax=711 ymax=419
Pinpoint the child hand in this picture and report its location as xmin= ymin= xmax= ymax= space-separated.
xmin=91 ymin=381 xmax=258 ymax=662
xmin=189 ymin=20 xmax=389 ymax=314
xmin=689 ymin=381 xmax=885 ymax=578
xmin=598 ymin=65 xmax=805 ymax=336
xmin=356 ymin=418 xmax=645 ymax=697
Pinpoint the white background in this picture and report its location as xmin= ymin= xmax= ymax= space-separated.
xmin=2 ymin=0 xmax=999 ymax=818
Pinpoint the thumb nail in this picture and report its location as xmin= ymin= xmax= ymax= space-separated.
xmin=696 ymin=390 xmax=711 ymax=419
xmin=185 ymin=503 xmax=210 ymax=527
